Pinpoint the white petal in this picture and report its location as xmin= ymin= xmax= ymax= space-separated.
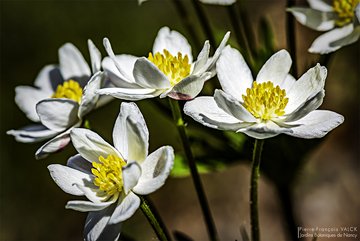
xmin=356 ymin=4 xmax=360 ymax=23
xmin=279 ymin=74 xmax=296 ymax=92
xmin=102 ymin=55 xmax=138 ymax=87
xmin=15 ymin=86 xmax=51 ymax=122
xmin=133 ymin=146 xmax=174 ymax=195
xmin=133 ymin=57 xmax=171 ymax=89
xmin=34 ymin=65 xmax=64 ymax=93
xmin=48 ymin=164 xmax=92 ymax=196
xmin=203 ymin=31 xmax=231 ymax=75
xmin=103 ymin=38 xmax=137 ymax=83
xmin=328 ymin=25 xmax=360 ymax=47
xmin=67 ymin=154 xmax=92 ymax=174
xmin=192 ymin=41 xmax=210 ymax=75
xmin=88 ymin=39 xmax=102 ymax=74
xmin=70 ymin=128 xmax=121 ymax=163
xmin=122 ymin=162 xmax=141 ymax=195
xmin=287 ymin=110 xmax=344 ymax=138
xmin=79 ymin=71 xmax=103 ymax=118
xmin=214 ymin=90 xmax=256 ymax=122
xmin=199 ymin=0 xmax=236 ymax=5
xmin=36 ymin=99 xmax=79 ymax=131
xmin=113 ymin=102 xmax=149 ymax=162
xmin=84 ymin=205 xmax=119 ymax=241
xmin=240 ymin=121 xmax=293 ymax=139
xmin=108 ymin=192 xmax=140 ymax=224
xmin=66 ymin=197 xmax=117 ymax=212
xmin=287 ymin=7 xmax=335 ymax=31
xmin=75 ymin=183 xmax=109 ymax=204
xmin=256 ymin=49 xmax=292 ymax=86
xmin=35 ymin=131 xmax=72 ymax=159
xmin=307 ymin=0 xmax=333 ymax=11
xmin=7 ymin=124 xmax=57 ymax=143
xmin=216 ymin=45 xmax=253 ymax=99
xmin=58 ymin=43 xmax=91 ymax=82
xmin=309 ymin=24 xmax=354 ymax=54
xmin=184 ymin=97 xmax=249 ymax=131
xmin=167 ymin=72 xmax=212 ymax=100
xmin=97 ymin=87 xmax=161 ymax=101
xmin=284 ymin=90 xmax=325 ymax=122
xmin=152 ymin=26 xmax=193 ymax=62
xmin=285 ymin=64 xmax=326 ymax=113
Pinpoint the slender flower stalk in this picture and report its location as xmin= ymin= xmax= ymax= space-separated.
xmin=171 ymin=0 xmax=202 ymax=51
xmin=191 ymin=0 xmax=217 ymax=49
xmin=168 ymin=98 xmax=219 ymax=241
xmin=250 ymin=139 xmax=264 ymax=241
xmin=140 ymin=196 xmax=172 ymax=241
xmin=226 ymin=4 xmax=254 ymax=67
xmin=286 ymin=0 xmax=298 ymax=77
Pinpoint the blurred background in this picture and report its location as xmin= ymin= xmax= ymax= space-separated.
xmin=1 ymin=0 xmax=359 ymax=240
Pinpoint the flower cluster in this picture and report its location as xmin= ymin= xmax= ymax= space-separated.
xmin=7 ymin=0 xmax=351 ymax=238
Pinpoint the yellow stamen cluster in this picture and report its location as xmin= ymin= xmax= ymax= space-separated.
xmin=242 ymin=81 xmax=288 ymax=121
xmin=333 ymin=0 xmax=359 ymax=27
xmin=51 ymin=80 xmax=83 ymax=103
xmin=148 ymin=49 xmax=191 ymax=86
xmin=92 ymin=154 xmax=127 ymax=197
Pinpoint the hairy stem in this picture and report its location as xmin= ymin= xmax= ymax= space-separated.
xmin=140 ymin=195 xmax=172 ymax=241
xmin=250 ymin=139 xmax=264 ymax=241
xmin=168 ymin=98 xmax=219 ymax=241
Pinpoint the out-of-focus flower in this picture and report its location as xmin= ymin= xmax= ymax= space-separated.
xmin=7 ymin=40 xmax=106 ymax=159
xmin=288 ymin=0 xmax=360 ymax=54
xmin=48 ymin=102 xmax=174 ymax=241
xmin=97 ymin=26 xmax=230 ymax=100
xmin=198 ymin=0 xmax=237 ymax=5
xmin=138 ymin=0 xmax=236 ymax=6
xmin=184 ymin=46 xmax=344 ymax=139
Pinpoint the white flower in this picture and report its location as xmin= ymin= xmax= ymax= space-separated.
xmin=184 ymin=46 xmax=344 ymax=139
xmin=288 ymin=0 xmax=360 ymax=54
xmin=48 ymin=102 xmax=174 ymax=241
xmin=97 ymin=26 xmax=230 ymax=100
xmin=7 ymin=40 xmax=106 ymax=159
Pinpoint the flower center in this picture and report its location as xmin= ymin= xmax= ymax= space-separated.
xmin=333 ymin=0 xmax=359 ymax=27
xmin=51 ymin=80 xmax=83 ymax=103
xmin=242 ymin=81 xmax=288 ymax=121
xmin=91 ymin=154 xmax=127 ymax=197
xmin=148 ymin=49 xmax=191 ymax=86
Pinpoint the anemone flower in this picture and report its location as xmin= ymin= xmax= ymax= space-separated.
xmin=184 ymin=46 xmax=344 ymax=139
xmin=48 ymin=102 xmax=174 ymax=241
xmin=97 ymin=26 xmax=230 ymax=100
xmin=8 ymin=40 xmax=106 ymax=159
xmin=288 ymin=0 xmax=360 ymax=54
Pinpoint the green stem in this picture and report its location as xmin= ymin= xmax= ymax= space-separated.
xmin=140 ymin=195 xmax=172 ymax=241
xmin=168 ymin=98 xmax=219 ymax=241
xmin=250 ymin=139 xmax=264 ymax=241
xmin=190 ymin=0 xmax=216 ymax=49
xmin=171 ymin=0 xmax=202 ymax=51
xmin=286 ymin=0 xmax=298 ymax=78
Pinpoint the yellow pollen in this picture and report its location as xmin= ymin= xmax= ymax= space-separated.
xmin=91 ymin=154 xmax=127 ymax=197
xmin=333 ymin=0 xmax=359 ymax=27
xmin=148 ymin=49 xmax=191 ymax=86
xmin=51 ymin=80 xmax=83 ymax=103
xmin=242 ymin=81 xmax=288 ymax=121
